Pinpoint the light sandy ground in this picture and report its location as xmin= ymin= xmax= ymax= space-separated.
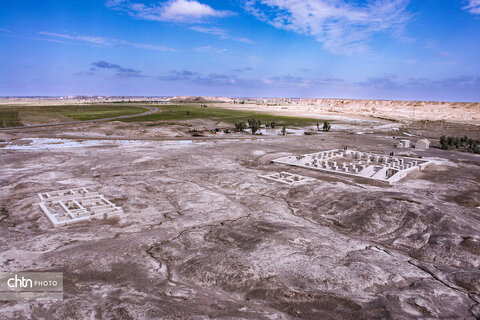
xmin=212 ymin=100 xmax=480 ymax=125
xmin=0 ymin=118 xmax=479 ymax=319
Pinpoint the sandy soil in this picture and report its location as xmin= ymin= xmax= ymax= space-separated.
xmin=212 ymin=100 xmax=480 ymax=125
xmin=0 ymin=118 xmax=479 ymax=319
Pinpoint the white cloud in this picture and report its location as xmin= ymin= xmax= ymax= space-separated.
xmin=463 ymin=0 xmax=480 ymax=14
xmin=190 ymin=26 xmax=253 ymax=43
xmin=244 ymin=0 xmax=410 ymax=54
xmin=38 ymin=31 xmax=176 ymax=51
xmin=107 ymin=0 xmax=234 ymax=22
xmin=190 ymin=26 xmax=228 ymax=38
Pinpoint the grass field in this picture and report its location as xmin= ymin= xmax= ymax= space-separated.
xmin=0 ymin=103 xmax=321 ymax=128
xmin=121 ymin=104 xmax=319 ymax=126
xmin=57 ymin=105 xmax=147 ymax=121
xmin=0 ymin=110 xmax=22 ymax=128
xmin=0 ymin=104 xmax=148 ymax=127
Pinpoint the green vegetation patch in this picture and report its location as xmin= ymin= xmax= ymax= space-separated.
xmin=0 ymin=110 xmax=22 ymax=128
xmin=0 ymin=104 xmax=147 ymax=126
xmin=52 ymin=105 xmax=147 ymax=121
xmin=122 ymin=104 xmax=319 ymax=126
xmin=440 ymin=135 xmax=480 ymax=154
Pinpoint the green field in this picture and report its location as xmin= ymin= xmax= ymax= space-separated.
xmin=0 ymin=110 xmax=22 ymax=128
xmin=56 ymin=105 xmax=147 ymax=120
xmin=121 ymin=104 xmax=319 ymax=126
xmin=0 ymin=103 xmax=321 ymax=128
xmin=0 ymin=104 xmax=148 ymax=127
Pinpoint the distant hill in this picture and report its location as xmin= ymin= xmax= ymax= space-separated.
xmin=166 ymin=96 xmax=233 ymax=103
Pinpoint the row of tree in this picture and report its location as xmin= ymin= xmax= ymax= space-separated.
xmin=234 ymin=118 xmax=272 ymax=134
xmin=439 ymin=135 xmax=480 ymax=154
xmin=234 ymin=119 xmax=331 ymax=135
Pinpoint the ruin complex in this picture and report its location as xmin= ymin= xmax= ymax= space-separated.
xmin=259 ymin=171 xmax=316 ymax=185
xmin=38 ymin=188 xmax=123 ymax=227
xmin=272 ymin=149 xmax=432 ymax=184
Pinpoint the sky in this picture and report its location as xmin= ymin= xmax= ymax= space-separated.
xmin=1 ymin=0 xmax=480 ymax=102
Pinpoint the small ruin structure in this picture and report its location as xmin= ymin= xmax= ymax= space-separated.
xmin=272 ymin=149 xmax=431 ymax=184
xmin=415 ymin=139 xmax=430 ymax=150
xmin=400 ymin=139 xmax=410 ymax=148
xmin=260 ymin=171 xmax=316 ymax=185
xmin=38 ymin=188 xmax=123 ymax=227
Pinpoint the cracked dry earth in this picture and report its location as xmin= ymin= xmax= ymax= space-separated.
xmin=1 ymin=132 xmax=480 ymax=319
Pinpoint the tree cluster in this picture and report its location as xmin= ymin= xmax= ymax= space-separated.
xmin=265 ymin=121 xmax=276 ymax=129
xmin=439 ymin=135 xmax=480 ymax=154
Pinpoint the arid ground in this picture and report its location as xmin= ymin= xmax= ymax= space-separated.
xmin=1 ymin=100 xmax=480 ymax=319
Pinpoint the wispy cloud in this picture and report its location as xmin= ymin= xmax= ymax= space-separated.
xmin=194 ymin=45 xmax=227 ymax=54
xmin=158 ymin=69 xmax=345 ymax=88
xmin=357 ymin=75 xmax=401 ymax=89
xmin=463 ymin=0 xmax=480 ymax=14
xmin=38 ymin=31 xmax=176 ymax=51
xmin=106 ymin=0 xmax=234 ymax=22
xmin=422 ymin=40 xmax=451 ymax=58
xmin=407 ymin=75 xmax=480 ymax=88
xmin=244 ymin=0 xmax=411 ymax=54
xmin=234 ymin=66 xmax=254 ymax=72
xmin=266 ymin=75 xmax=345 ymax=87
xmin=158 ymin=69 xmax=200 ymax=81
xmin=90 ymin=60 xmax=146 ymax=78
xmin=356 ymin=74 xmax=480 ymax=91
xmin=158 ymin=69 xmax=253 ymax=86
xmin=190 ymin=26 xmax=252 ymax=43
xmin=75 ymin=71 xmax=96 ymax=77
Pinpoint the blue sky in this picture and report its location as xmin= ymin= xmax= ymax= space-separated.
xmin=1 ymin=0 xmax=480 ymax=101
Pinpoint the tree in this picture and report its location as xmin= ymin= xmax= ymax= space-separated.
xmin=316 ymin=122 xmax=320 ymax=131
xmin=248 ymin=118 xmax=261 ymax=134
xmin=234 ymin=121 xmax=246 ymax=132
xmin=323 ymin=121 xmax=331 ymax=132
xmin=440 ymin=135 xmax=448 ymax=150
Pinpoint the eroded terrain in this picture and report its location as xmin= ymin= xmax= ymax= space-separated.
xmin=0 ymin=119 xmax=479 ymax=319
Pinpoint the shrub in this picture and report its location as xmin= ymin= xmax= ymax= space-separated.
xmin=234 ymin=121 xmax=246 ymax=132
xmin=323 ymin=121 xmax=331 ymax=132
xmin=281 ymin=125 xmax=287 ymax=136
xmin=248 ymin=118 xmax=261 ymax=134
xmin=440 ymin=135 xmax=448 ymax=150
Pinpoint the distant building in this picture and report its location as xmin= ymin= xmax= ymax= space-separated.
xmin=400 ymin=139 xmax=410 ymax=148
xmin=415 ymin=139 xmax=430 ymax=150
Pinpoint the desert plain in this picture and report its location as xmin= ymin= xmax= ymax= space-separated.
xmin=0 ymin=97 xmax=480 ymax=319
